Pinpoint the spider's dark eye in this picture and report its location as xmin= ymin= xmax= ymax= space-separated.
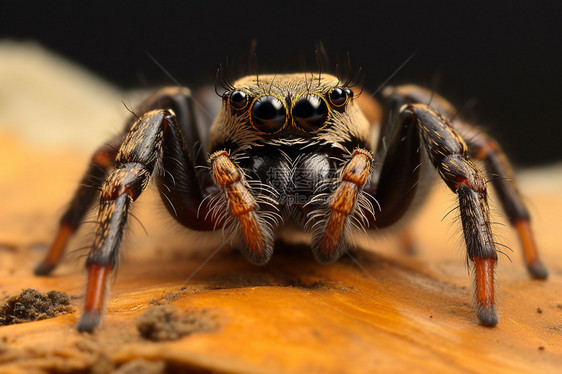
xmin=229 ymin=90 xmax=248 ymax=110
xmin=292 ymin=94 xmax=329 ymax=132
xmin=250 ymin=95 xmax=286 ymax=134
xmin=328 ymin=87 xmax=353 ymax=108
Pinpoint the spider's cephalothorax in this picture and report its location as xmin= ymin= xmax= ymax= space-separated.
xmin=36 ymin=73 xmax=547 ymax=332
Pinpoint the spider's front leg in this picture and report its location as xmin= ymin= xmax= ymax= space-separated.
xmin=77 ymin=107 xmax=216 ymax=332
xmin=36 ymin=87 xmax=210 ymax=275
xmin=358 ymin=101 xmax=500 ymax=325
xmin=385 ymin=85 xmax=547 ymax=279
xmin=407 ymin=105 xmax=499 ymax=325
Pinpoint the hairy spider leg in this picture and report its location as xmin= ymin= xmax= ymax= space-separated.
xmin=418 ymin=105 xmax=498 ymax=325
xmin=77 ymin=111 xmax=166 ymax=331
xmin=387 ymin=85 xmax=547 ymax=279
xmin=36 ymin=87 xmax=213 ymax=276
xmin=77 ymin=102 xmax=219 ymax=332
xmin=364 ymin=103 xmax=499 ymax=326
xmin=35 ymin=136 xmax=122 ymax=275
xmin=454 ymin=123 xmax=547 ymax=279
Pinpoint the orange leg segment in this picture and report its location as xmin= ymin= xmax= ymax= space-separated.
xmin=77 ymin=263 xmax=111 ymax=332
xmin=35 ymin=224 xmax=73 ymax=275
xmin=35 ymin=143 xmax=120 ymax=276
xmin=474 ymin=257 xmax=498 ymax=326
xmin=515 ymin=220 xmax=547 ymax=279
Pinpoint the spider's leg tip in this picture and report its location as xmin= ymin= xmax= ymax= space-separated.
xmin=476 ymin=304 xmax=499 ymax=327
xmin=34 ymin=261 xmax=56 ymax=276
xmin=77 ymin=311 xmax=101 ymax=333
xmin=527 ymin=261 xmax=548 ymax=280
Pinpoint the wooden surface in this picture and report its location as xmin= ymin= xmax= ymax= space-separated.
xmin=0 ymin=134 xmax=561 ymax=374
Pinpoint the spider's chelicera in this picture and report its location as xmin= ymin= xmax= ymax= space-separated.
xmin=36 ymin=73 xmax=547 ymax=332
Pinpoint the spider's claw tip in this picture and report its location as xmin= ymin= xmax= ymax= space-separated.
xmin=34 ymin=261 xmax=56 ymax=276
xmin=527 ymin=261 xmax=548 ymax=280
xmin=77 ymin=311 xmax=101 ymax=333
xmin=476 ymin=303 xmax=499 ymax=327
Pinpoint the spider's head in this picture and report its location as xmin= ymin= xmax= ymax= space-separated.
xmin=209 ymin=73 xmax=371 ymax=151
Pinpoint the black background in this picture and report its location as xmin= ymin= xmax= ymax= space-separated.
xmin=1 ymin=1 xmax=560 ymax=166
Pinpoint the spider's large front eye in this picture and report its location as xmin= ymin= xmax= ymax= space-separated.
xmin=250 ymin=95 xmax=286 ymax=134
xmin=328 ymin=87 xmax=353 ymax=108
xmin=229 ymin=90 xmax=249 ymax=110
xmin=292 ymin=94 xmax=329 ymax=132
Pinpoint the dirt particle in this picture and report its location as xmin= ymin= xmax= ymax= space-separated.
xmin=114 ymin=359 xmax=166 ymax=374
xmin=0 ymin=242 xmax=18 ymax=252
xmin=538 ymin=346 xmax=545 ymax=351
xmin=0 ymin=289 xmax=73 ymax=325
xmin=137 ymin=305 xmax=219 ymax=341
xmin=537 ymin=307 xmax=543 ymax=314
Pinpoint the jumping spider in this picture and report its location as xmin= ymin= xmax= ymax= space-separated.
xmin=35 ymin=71 xmax=547 ymax=332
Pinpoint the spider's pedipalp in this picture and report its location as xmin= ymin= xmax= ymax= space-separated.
xmin=311 ymin=149 xmax=373 ymax=263
xmin=209 ymin=150 xmax=277 ymax=265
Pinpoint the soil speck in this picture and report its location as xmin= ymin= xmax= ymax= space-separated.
xmin=0 ymin=289 xmax=73 ymax=325
xmin=114 ymin=359 xmax=166 ymax=374
xmin=137 ymin=305 xmax=219 ymax=341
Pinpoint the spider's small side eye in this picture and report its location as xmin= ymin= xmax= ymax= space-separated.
xmin=328 ymin=87 xmax=353 ymax=108
xmin=229 ymin=90 xmax=249 ymax=110
xmin=250 ymin=95 xmax=286 ymax=134
xmin=292 ymin=94 xmax=329 ymax=132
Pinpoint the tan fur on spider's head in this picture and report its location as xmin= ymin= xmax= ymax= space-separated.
xmin=209 ymin=73 xmax=371 ymax=152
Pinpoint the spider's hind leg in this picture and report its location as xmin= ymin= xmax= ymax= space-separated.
xmin=34 ymin=136 xmax=121 ymax=275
